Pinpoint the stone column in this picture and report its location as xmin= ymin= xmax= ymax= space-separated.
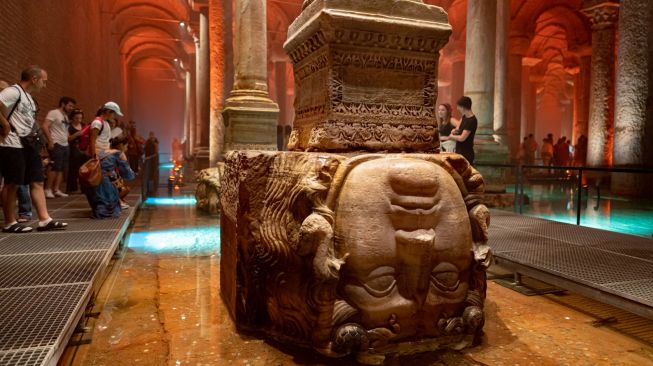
xmin=582 ymin=1 xmax=619 ymax=167
xmin=612 ymin=0 xmax=652 ymax=194
xmin=274 ymin=61 xmax=288 ymax=150
xmin=450 ymin=54 xmax=465 ymax=119
xmin=194 ymin=8 xmax=211 ymax=169
xmin=493 ymin=0 xmax=509 ymax=146
xmin=507 ymin=35 xmax=529 ymax=161
xmin=572 ymin=53 xmax=591 ymax=144
xmin=209 ymin=0 xmax=225 ymax=167
xmin=184 ymin=69 xmax=194 ymax=157
xmin=187 ymin=57 xmax=197 ymax=157
xmin=464 ymin=0 xmax=497 ymax=139
xmin=222 ymin=0 xmax=279 ymax=151
xmin=520 ymin=57 xmax=540 ymax=139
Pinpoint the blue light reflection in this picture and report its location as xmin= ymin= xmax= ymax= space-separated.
xmin=126 ymin=226 xmax=220 ymax=253
xmin=144 ymin=197 xmax=197 ymax=206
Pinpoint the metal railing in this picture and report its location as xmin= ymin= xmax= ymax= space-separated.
xmin=475 ymin=162 xmax=653 ymax=226
xmin=140 ymin=154 xmax=159 ymax=199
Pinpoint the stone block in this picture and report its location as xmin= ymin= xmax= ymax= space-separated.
xmin=220 ymin=150 xmax=491 ymax=363
xmin=284 ymin=0 xmax=452 ymax=153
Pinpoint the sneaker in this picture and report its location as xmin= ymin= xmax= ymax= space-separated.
xmin=44 ymin=189 xmax=55 ymax=199
xmin=120 ymin=201 xmax=130 ymax=210
xmin=54 ymin=190 xmax=69 ymax=198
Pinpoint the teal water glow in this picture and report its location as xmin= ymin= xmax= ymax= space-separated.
xmin=504 ymin=184 xmax=653 ymax=238
xmin=144 ymin=197 xmax=197 ymax=206
xmin=160 ymin=163 xmax=175 ymax=169
xmin=126 ymin=226 xmax=220 ymax=254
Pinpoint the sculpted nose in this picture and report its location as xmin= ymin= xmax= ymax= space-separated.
xmin=395 ymin=229 xmax=434 ymax=303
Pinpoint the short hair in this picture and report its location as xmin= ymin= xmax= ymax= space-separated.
xmin=21 ymin=66 xmax=44 ymax=82
xmin=69 ymin=109 xmax=83 ymax=119
xmin=457 ymin=96 xmax=472 ymax=110
xmin=59 ymin=96 xmax=76 ymax=107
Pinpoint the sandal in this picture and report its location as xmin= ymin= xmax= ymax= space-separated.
xmin=36 ymin=220 xmax=68 ymax=232
xmin=2 ymin=223 xmax=34 ymax=233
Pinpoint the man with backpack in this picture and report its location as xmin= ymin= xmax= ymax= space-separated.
xmin=0 ymin=66 xmax=68 ymax=233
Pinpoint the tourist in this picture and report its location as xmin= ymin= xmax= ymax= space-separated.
xmin=0 ymin=66 xmax=68 ymax=232
xmin=442 ymin=96 xmax=477 ymax=165
xmin=43 ymin=96 xmax=76 ymax=198
xmin=437 ymin=103 xmax=457 ymax=153
xmin=66 ymin=109 xmax=88 ymax=193
xmin=82 ymin=101 xmax=135 ymax=218
xmin=541 ymin=137 xmax=554 ymax=172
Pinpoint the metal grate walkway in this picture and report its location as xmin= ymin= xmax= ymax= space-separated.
xmin=0 ymin=193 xmax=141 ymax=366
xmin=489 ymin=209 xmax=653 ymax=320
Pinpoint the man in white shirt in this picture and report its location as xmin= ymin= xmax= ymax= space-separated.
xmin=43 ymin=96 xmax=76 ymax=198
xmin=0 ymin=66 xmax=68 ymax=233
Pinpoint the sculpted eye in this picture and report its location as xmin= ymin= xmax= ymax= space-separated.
xmin=430 ymin=263 xmax=460 ymax=292
xmin=361 ymin=267 xmax=396 ymax=298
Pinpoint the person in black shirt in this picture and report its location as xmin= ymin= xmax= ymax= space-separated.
xmin=441 ymin=96 xmax=477 ymax=164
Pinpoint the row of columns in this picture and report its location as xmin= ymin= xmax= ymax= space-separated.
xmin=463 ymin=0 xmax=651 ymax=179
xmin=183 ymin=0 xmax=278 ymax=168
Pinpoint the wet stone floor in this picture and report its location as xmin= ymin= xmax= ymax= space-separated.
xmin=60 ymin=192 xmax=653 ymax=366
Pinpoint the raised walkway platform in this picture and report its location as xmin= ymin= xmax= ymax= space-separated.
xmin=489 ymin=209 xmax=653 ymax=320
xmin=0 ymin=193 xmax=141 ymax=366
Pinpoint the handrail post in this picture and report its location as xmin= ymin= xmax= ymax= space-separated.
xmin=576 ymin=168 xmax=583 ymax=225
xmin=518 ymin=164 xmax=524 ymax=214
xmin=514 ymin=164 xmax=520 ymax=213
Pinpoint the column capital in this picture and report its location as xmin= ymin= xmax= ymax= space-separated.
xmin=510 ymin=34 xmax=531 ymax=56
xmin=522 ymin=57 xmax=541 ymax=67
xmin=581 ymin=2 xmax=619 ymax=30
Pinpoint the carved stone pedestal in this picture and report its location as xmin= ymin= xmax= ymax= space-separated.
xmin=195 ymin=165 xmax=223 ymax=215
xmin=220 ymin=0 xmax=491 ymax=363
xmin=285 ymin=0 xmax=451 ymax=153
xmin=220 ymin=151 xmax=491 ymax=363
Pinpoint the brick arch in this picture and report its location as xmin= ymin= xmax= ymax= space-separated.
xmin=110 ymin=0 xmax=189 ymax=23
xmin=512 ymin=1 xmax=589 ymax=50
xmin=119 ymin=25 xmax=186 ymax=62
xmin=125 ymin=42 xmax=179 ymax=68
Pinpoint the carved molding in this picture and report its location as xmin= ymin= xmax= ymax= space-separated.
xmin=297 ymin=121 xmax=441 ymax=152
xmin=581 ymin=3 xmax=619 ymax=30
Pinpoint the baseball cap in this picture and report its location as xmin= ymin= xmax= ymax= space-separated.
xmin=103 ymin=101 xmax=124 ymax=117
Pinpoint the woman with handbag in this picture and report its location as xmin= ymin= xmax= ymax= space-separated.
xmin=80 ymin=102 xmax=134 ymax=218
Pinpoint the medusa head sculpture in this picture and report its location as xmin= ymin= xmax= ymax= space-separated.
xmin=248 ymin=152 xmax=490 ymax=363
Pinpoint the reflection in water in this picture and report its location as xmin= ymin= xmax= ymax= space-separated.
xmin=144 ymin=197 xmax=198 ymax=206
xmin=125 ymin=226 xmax=220 ymax=254
xmin=506 ymin=183 xmax=653 ymax=238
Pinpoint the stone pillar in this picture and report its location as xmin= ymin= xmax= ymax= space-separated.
xmin=572 ymin=53 xmax=591 ymax=144
xmin=520 ymin=57 xmax=540 ymax=140
xmin=274 ymin=61 xmax=288 ymax=150
xmin=195 ymin=8 xmax=211 ymax=169
xmin=209 ymin=0 xmax=225 ymax=167
xmin=450 ymin=55 xmax=465 ymax=119
xmin=222 ymin=0 xmax=279 ymax=151
xmin=582 ymin=1 xmax=619 ymax=167
xmin=612 ymin=0 xmax=652 ymax=194
xmin=507 ymin=35 xmax=529 ymax=161
xmin=187 ymin=56 xmax=197 ymax=156
xmin=493 ymin=0 xmax=509 ymax=146
xmin=464 ymin=0 xmax=496 ymax=139
xmin=184 ymin=69 xmax=194 ymax=157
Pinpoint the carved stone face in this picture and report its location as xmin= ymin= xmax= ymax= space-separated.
xmin=334 ymin=158 xmax=472 ymax=339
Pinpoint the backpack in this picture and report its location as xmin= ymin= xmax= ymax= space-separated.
xmin=78 ymin=118 xmax=105 ymax=152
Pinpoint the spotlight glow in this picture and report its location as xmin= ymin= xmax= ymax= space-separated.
xmin=145 ymin=197 xmax=196 ymax=206
xmin=179 ymin=21 xmax=186 ymax=28
xmin=126 ymin=226 xmax=220 ymax=253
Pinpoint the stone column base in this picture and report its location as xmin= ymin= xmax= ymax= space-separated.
xmin=194 ymin=147 xmax=210 ymax=171
xmin=474 ymin=141 xmax=510 ymax=193
xmin=222 ymin=92 xmax=279 ymax=152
